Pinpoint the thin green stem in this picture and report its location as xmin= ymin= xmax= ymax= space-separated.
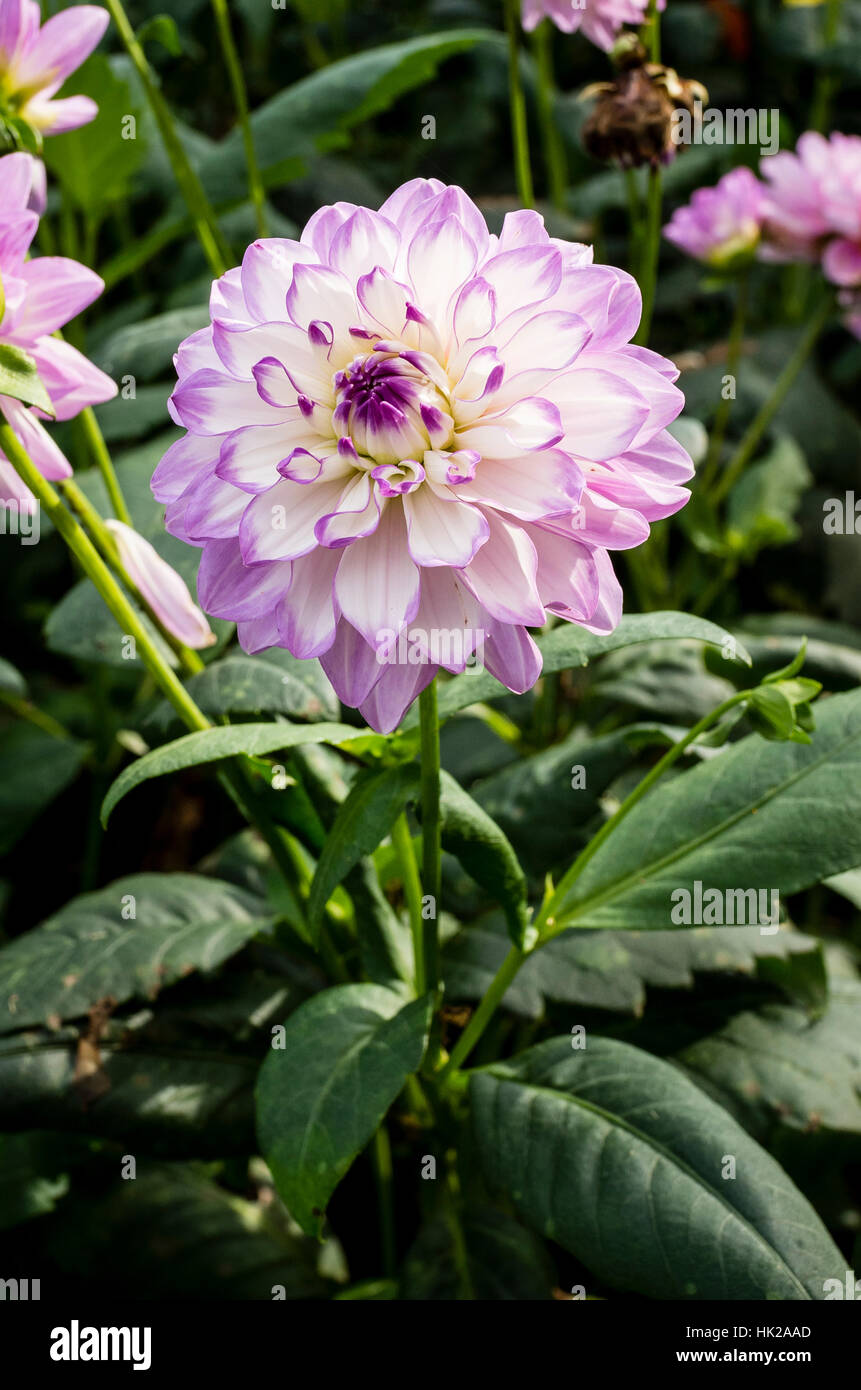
xmin=439 ymin=945 xmax=524 ymax=1083
xmin=531 ymin=21 xmax=566 ymax=211
xmin=418 ymin=680 xmax=442 ymax=998
xmin=0 ymin=688 xmax=75 ymax=742
xmin=625 ymin=166 xmax=644 ymax=278
xmin=809 ymin=0 xmax=844 ymax=132
xmin=713 ymin=293 xmax=831 ymax=504
xmin=210 ymin=0 xmax=267 ymax=237
xmin=103 ymin=0 xmax=232 ymax=276
xmin=642 ymin=0 xmax=661 ymax=62
xmin=371 ymin=1125 xmax=396 ymax=1279
xmin=700 ymin=270 xmax=749 ymax=492
xmin=504 ymin=0 xmax=535 ymax=208
xmin=392 ymin=811 xmax=426 ymax=995
xmin=76 ymin=405 xmax=133 ymax=526
xmin=633 ymin=162 xmax=662 ymax=346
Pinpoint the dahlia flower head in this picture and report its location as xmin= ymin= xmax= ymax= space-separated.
xmin=0 ymin=0 xmax=108 ymax=137
xmin=0 ymin=152 xmax=116 ymax=509
xmin=664 ymin=166 xmax=763 ymax=267
xmin=521 ymin=0 xmax=663 ymax=52
xmin=760 ymin=131 xmax=861 ymax=289
xmin=154 ymin=180 xmax=693 ymax=733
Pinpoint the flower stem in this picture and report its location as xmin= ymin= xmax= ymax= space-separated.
xmin=0 ymin=688 xmax=75 ymax=742
xmin=504 ymin=0 xmax=535 ymax=208
xmin=209 ymin=0 xmax=267 ymax=238
xmin=809 ymin=0 xmax=844 ymax=132
xmin=103 ymin=0 xmax=232 ymax=277
xmin=76 ymin=405 xmax=133 ymax=527
xmin=439 ymin=688 xmax=754 ymax=1084
xmin=371 ymin=1124 xmax=396 ymax=1278
xmin=625 ymin=166 xmax=644 ymax=276
xmin=700 ymin=269 xmax=749 ymax=492
xmin=633 ymin=162 xmax=662 ymax=346
xmin=418 ymin=679 xmax=442 ymax=996
xmin=713 ymin=292 xmax=831 ymax=504
xmin=391 ymin=810 xmax=426 ymax=996
xmin=531 ymin=20 xmax=566 ymax=211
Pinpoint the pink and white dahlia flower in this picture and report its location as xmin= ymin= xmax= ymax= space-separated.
xmin=521 ymin=0 xmax=663 ymax=52
xmin=0 ymin=151 xmax=117 ymax=508
xmin=0 ymin=0 xmax=108 ymax=137
xmin=154 ymin=180 xmax=693 ymax=733
xmin=664 ymin=167 xmax=763 ymax=267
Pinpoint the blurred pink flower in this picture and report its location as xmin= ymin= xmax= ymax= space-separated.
xmin=155 ymin=180 xmax=692 ymax=733
xmin=521 ymin=0 xmax=663 ymax=52
xmin=0 ymin=151 xmax=117 ymax=507
xmin=0 ymin=0 xmax=108 ymax=136
xmin=760 ymin=132 xmax=861 ymax=280
xmin=664 ymin=167 xmax=763 ymax=266
xmin=105 ymin=520 xmax=216 ymax=650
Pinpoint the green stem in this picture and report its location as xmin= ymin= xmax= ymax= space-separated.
xmin=103 ymin=0 xmax=232 ymax=276
xmin=392 ymin=811 xmax=426 ymax=996
xmin=713 ymin=293 xmax=831 ymax=504
xmin=642 ymin=0 xmax=661 ymax=62
xmin=76 ymin=406 xmax=133 ymax=526
xmin=633 ymin=162 xmax=662 ymax=346
xmin=210 ymin=0 xmax=267 ymax=238
xmin=700 ymin=270 xmax=749 ymax=492
xmin=625 ymin=166 xmax=644 ymax=278
xmin=809 ymin=0 xmax=844 ymax=132
xmin=504 ymin=0 xmax=535 ymax=208
xmin=531 ymin=21 xmax=566 ymax=211
xmin=418 ymin=680 xmax=442 ymax=997
xmin=371 ymin=1125 xmax=396 ymax=1279
xmin=0 ymin=688 xmax=75 ymax=742
xmin=440 ymin=689 xmax=753 ymax=1084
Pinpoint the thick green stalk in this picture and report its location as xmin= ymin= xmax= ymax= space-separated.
xmin=210 ymin=0 xmax=267 ymax=237
xmin=700 ymin=270 xmax=749 ymax=492
xmin=504 ymin=0 xmax=535 ymax=208
xmin=713 ymin=293 xmax=831 ymax=504
xmin=391 ymin=811 xmax=427 ymax=995
xmin=531 ymin=21 xmax=567 ymax=211
xmin=103 ymin=0 xmax=232 ymax=276
xmin=633 ymin=163 xmax=662 ymax=346
xmin=418 ymin=680 xmax=442 ymax=995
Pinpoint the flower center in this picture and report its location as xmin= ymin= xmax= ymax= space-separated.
xmin=332 ymin=346 xmax=454 ymax=466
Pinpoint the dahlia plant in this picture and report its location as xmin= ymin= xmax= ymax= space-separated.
xmin=1 ymin=0 xmax=859 ymax=1324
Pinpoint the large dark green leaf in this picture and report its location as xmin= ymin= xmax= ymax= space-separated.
xmin=550 ymin=687 xmax=861 ymax=932
xmin=101 ymin=721 xmax=370 ymax=824
xmin=257 ymin=984 xmax=433 ymax=1235
xmin=0 ymin=725 xmax=87 ymax=855
xmin=0 ymin=873 xmax=273 ymax=1032
xmin=471 ymin=1036 xmax=844 ymax=1299
xmin=401 ymin=1204 xmax=553 ymax=1300
xmin=424 ymin=614 xmax=749 ymax=724
xmin=148 ymin=650 xmax=339 ymax=730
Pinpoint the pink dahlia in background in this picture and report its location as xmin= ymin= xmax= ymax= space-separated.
xmin=0 ymin=0 xmax=108 ymax=137
xmin=0 ymin=151 xmax=117 ymax=509
xmin=154 ymin=179 xmax=692 ymax=733
xmin=521 ymin=0 xmax=663 ymax=52
xmin=664 ymin=167 xmax=763 ymax=266
xmin=759 ymin=132 xmax=861 ymax=279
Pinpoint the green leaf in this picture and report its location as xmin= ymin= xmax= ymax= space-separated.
xmin=471 ymin=1035 xmax=844 ymax=1299
xmin=197 ymin=31 xmax=495 ymax=206
xmin=550 ymin=687 xmax=861 ymax=932
xmin=0 ymin=724 xmax=87 ymax=855
xmin=90 ymin=306 xmax=209 ymax=383
xmin=401 ymin=1205 xmax=554 ymax=1300
xmin=0 ymin=657 xmax=26 ymax=697
xmin=748 ymin=684 xmax=796 ymax=740
xmin=0 ymin=343 xmax=53 ymax=414
xmin=307 ymin=764 xmax=420 ymax=935
xmin=0 ymin=873 xmax=274 ymax=1033
xmin=438 ymin=771 xmax=531 ymax=948
xmin=148 ymin=649 xmax=339 ymax=731
xmin=676 ymin=981 xmax=861 ymax=1148
xmin=0 ymin=1134 xmax=69 ymax=1231
xmin=46 ymin=1167 xmax=327 ymax=1299
xmin=425 ymin=613 xmax=750 ymax=725
xmin=44 ymin=55 xmax=145 ymax=214
xmin=256 ymin=984 xmax=433 ymax=1235
xmin=726 ymin=435 xmax=812 ymax=560
xmin=100 ymin=721 xmax=371 ymax=825
xmin=137 ymin=13 xmax=183 ymax=56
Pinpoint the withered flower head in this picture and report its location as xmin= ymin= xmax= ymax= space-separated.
xmin=581 ymin=42 xmax=708 ymax=169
